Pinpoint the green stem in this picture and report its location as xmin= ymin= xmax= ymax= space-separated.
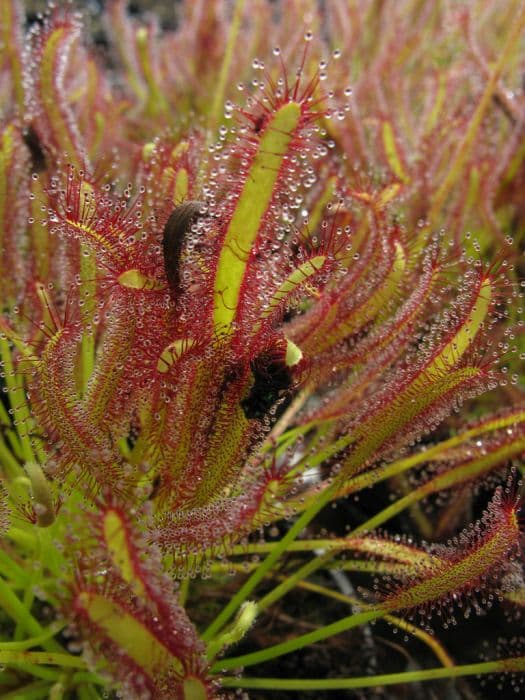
xmin=0 ymin=576 xmax=63 ymax=652
xmin=71 ymin=672 xmax=106 ymax=686
xmin=0 ymin=338 xmax=36 ymax=463
xmin=5 ymin=662 xmax=62 ymax=681
xmin=220 ymin=658 xmax=517 ymax=691
xmin=0 ymin=623 xmax=65 ymax=651
xmin=1 ymin=681 xmax=53 ymax=700
xmin=202 ymin=480 xmax=338 ymax=641
xmin=295 ymin=578 xmax=454 ymax=668
xmin=76 ymin=685 xmax=99 ymax=700
xmin=0 ymin=650 xmax=86 ymax=669
xmin=178 ymin=576 xmax=190 ymax=607
xmin=5 ymin=526 xmax=37 ymax=551
xmin=0 ymin=550 xmax=29 ymax=587
xmin=0 ymin=433 xmax=23 ymax=480
xmin=79 ymin=247 xmax=96 ymax=393
xmin=14 ymin=532 xmax=42 ymax=641
xmin=211 ymin=608 xmax=382 ymax=671
xmin=255 ymin=553 xmax=332 ymax=614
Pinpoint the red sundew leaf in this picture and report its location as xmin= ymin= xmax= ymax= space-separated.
xmin=144 ymin=350 xmax=258 ymax=511
xmin=83 ymin=294 xmax=138 ymax=432
xmin=27 ymin=318 xmax=130 ymax=499
xmin=288 ymin=214 xmax=386 ymax=349
xmin=380 ymin=489 xmax=523 ymax=623
xmin=304 ymin=253 xmax=445 ymax=419
xmin=0 ymin=123 xmax=30 ymax=302
xmin=326 ymin=269 xmax=497 ymax=480
xmin=72 ymin=581 xmax=214 ymax=700
xmin=27 ymin=12 xmax=88 ymax=170
xmin=46 ymin=168 xmax=174 ymax=325
xmin=67 ymin=501 xmax=214 ymax=699
xmin=153 ymin=459 xmax=292 ymax=565
xmin=311 ymin=236 xmax=407 ymax=353
xmin=240 ymin=207 xmax=353 ymax=342
xmin=0 ymin=1 xmax=26 ymax=114
xmin=208 ymin=52 xmax=330 ymax=341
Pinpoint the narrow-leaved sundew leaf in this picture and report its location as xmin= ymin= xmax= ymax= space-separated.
xmin=73 ymin=587 xmax=212 ymax=700
xmin=102 ymin=506 xmax=146 ymax=596
xmin=380 ymin=490 xmax=521 ymax=621
xmin=334 ymin=269 xmax=495 ymax=480
xmin=28 ymin=320 xmax=128 ymax=498
xmin=318 ymin=239 xmax=407 ymax=351
xmin=28 ymin=15 xmax=87 ymax=170
xmin=82 ymin=295 xmax=142 ymax=432
xmin=0 ymin=1 xmax=26 ymax=113
xmin=0 ymin=123 xmax=29 ymax=300
xmin=157 ymin=338 xmax=198 ymax=373
xmin=48 ymin=168 xmax=167 ymax=297
xmin=414 ymin=423 xmax=525 ymax=500
xmin=307 ymin=254 xmax=444 ymax=409
xmin=212 ymin=62 xmax=325 ymax=336
xmin=381 ymin=120 xmax=410 ymax=184
xmin=50 ymin=169 xmax=123 ymax=264
xmin=213 ymin=102 xmax=301 ymax=332
xmin=117 ymin=268 xmax=166 ymax=291
xmin=291 ymin=222 xmax=397 ymax=353
xmin=154 ymin=461 xmax=289 ymax=565
xmin=69 ymin=500 xmax=213 ymax=697
xmin=258 ymin=255 xmax=327 ymax=323
xmin=0 ymin=480 xmax=10 ymax=533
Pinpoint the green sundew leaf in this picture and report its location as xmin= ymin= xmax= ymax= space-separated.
xmin=343 ymin=279 xmax=492 ymax=476
xmin=0 ymin=2 xmax=25 ymax=112
xmin=38 ymin=24 xmax=85 ymax=170
xmin=76 ymin=592 xmax=185 ymax=677
xmin=259 ymin=255 xmax=326 ymax=322
xmin=382 ymin=121 xmax=410 ymax=184
xmin=341 ymin=366 xmax=482 ymax=480
xmin=383 ymin=503 xmax=519 ymax=613
xmin=417 ymin=433 xmax=525 ymax=496
xmin=430 ymin=276 xmax=491 ymax=373
xmin=102 ymin=509 xmax=145 ymax=596
xmin=213 ymin=101 xmax=302 ymax=332
xmin=328 ymin=240 xmax=406 ymax=346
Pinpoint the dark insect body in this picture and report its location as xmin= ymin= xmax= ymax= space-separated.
xmin=162 ymin=200 xmax=205 ymax=295
xmin=22 ymin=124 xmax=47 ymax=172
xmin=241 ymin=350 xmax=293 ymax=420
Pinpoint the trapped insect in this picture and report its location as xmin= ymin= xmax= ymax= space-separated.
xmin=162 ymin=200 xmax=206 ymax=295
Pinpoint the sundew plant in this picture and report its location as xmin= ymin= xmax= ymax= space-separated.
xmin=0 ymin=1 xmax=524 ymax=698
